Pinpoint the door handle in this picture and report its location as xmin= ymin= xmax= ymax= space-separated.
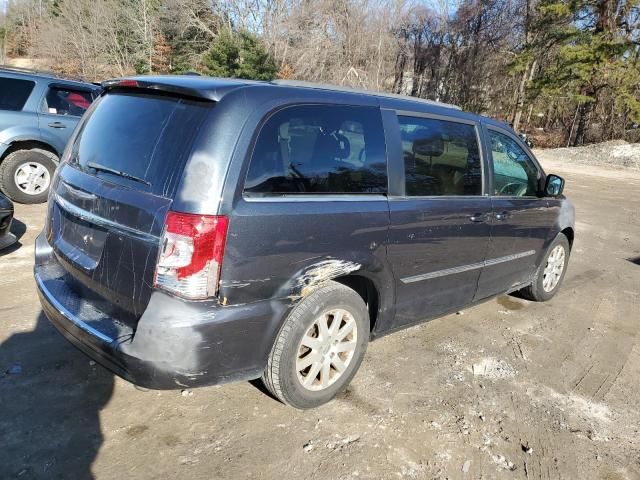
xmin=495 ymin=211 xmax=511 ymax=221
xmin=48 ymin=122 xmax=66 ymax=129
xmin=469 ymin=213 xmax=488 ymax=223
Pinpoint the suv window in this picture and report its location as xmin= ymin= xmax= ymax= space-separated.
xmin=45 ymin=87 xmax=93 ymax=116
xmin=488 ymin=129 xmax=539 ymax=197
xmin=69 ymin=92 xmax=211 ymax=197
xmin=0 ymin=78 xmax=35 ymax=111
xmin=399 ymin=116 xmax=482 ymax=196
xmin=245 ymin=105 xmax=387 ymax=195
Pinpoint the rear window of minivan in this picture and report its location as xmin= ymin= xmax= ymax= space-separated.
xmin=69 ymin=92 xmax=211 ymax=197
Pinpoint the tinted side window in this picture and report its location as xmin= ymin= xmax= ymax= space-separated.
xmin=245 ymin=105 xmax=387 ymax=195
xmin=0 ymin=78 xmax=35 ymax=111
xmin=45 ymin=87 xmax=93 ymax=116
xmin=399 ymin=116 xmax=482 ymax=196
xmin=489 ymin=130 xmax=539 ymax=197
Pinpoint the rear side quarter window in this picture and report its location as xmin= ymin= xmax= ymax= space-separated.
xmin=244 ymin=104 xmax=387 ymax=195
xmin=0 ymin=78 xmax=35 ymax=111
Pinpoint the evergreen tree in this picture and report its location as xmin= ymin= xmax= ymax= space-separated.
xmin=201 ymin=29 xmax=277 ymax=81
xmin=524 ymin=0 xmax=640 ymax=145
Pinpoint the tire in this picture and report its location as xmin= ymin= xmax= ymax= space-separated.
xmin=519 ymin=233 xmax=570 ymax=302
xmin=0 ymin=149 xmax=58 ymax=204
xmin=262 ymin=281 xmax=369 ymax=409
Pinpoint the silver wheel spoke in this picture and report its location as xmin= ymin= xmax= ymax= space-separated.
xmin=318 ymin=315 xmax=330 ymax=340
xmin=320 ymin=361 xmax=331 ymax=388
xmin=335 ymin=341 xmax=357 ymax=353
xmin=335 ymin=318 xmax=355 ymax=341
xmin=329 ymin=310 xmax=343 ymax=336
xmin=301 ymin=334 xmax=322 ymax=350
xmin=297 ymin=352 xmax=322 ymax=371
xmin=331 ymin=355 xmax=347 ymax=372
xmin=304 ymin=362 xmax=322 ymax=387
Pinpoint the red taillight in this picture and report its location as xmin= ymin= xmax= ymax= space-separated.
xmin=154 ymin=211 xmax=229 ymax=300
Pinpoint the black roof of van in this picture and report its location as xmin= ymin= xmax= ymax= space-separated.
xmin=102 ymin=75 xmax=510 ymax=129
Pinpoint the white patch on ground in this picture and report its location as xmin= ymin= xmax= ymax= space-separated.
xmin=491 ymin=454 xmax=516 ymax=471
xmin=469 ymin=358 xmax=516 ymax=379
xmin=543 ymin=387 xmax=612 ymax=423
xmin=534 ymin=140 xmax=640 ymax=170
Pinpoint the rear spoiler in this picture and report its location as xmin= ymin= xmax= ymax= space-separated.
xmin=101 ymin=78 xmax=217 ymax=101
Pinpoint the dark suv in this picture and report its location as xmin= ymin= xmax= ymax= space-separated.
xmin=35 ymin=76 xmax=574 ymax=409
xmin=0 ymin=67 xmax=100 ymax=203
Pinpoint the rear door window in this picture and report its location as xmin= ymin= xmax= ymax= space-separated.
xmin=0 ymin=78 xmax=35 ymax=111
xmin=69 ymin=92 xmax=211 ymax=197
xmin=399 ymin=116 xmax=483 ymax=196
xmin=44 ymin=87 xmax=94 ymax=116
xmin=245 ymin=104 xmax=387 ymax=195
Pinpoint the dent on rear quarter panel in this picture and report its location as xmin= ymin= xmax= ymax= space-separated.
xmin=218 ymin=258 xmax=362 ymax=301
xmin=288 ymin=259 xmax=362 ymax=299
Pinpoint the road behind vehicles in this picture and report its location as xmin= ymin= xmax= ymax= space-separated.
xmin=34 ymin=76 xmax=574 ymax=409
xmin=0 ymin=66 xmax=101 ymax=204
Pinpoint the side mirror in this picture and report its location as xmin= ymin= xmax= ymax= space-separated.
xmin=544 ymin=174 xmax=565 ymax=197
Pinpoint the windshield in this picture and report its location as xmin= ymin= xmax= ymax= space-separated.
xmin=69 ymin=92 xmax=212 ymax=197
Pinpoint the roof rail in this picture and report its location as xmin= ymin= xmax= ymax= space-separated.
xmin=270 ymin=79 xmax=461 ymax=110
xmin=0 ymin=65 xmax=89 ymax=84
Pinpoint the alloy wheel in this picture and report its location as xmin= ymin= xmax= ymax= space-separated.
xmin=296 ymin=308 xmax=358 ymax=391
xmin=542 ymin=244 xmax=566 ymax=292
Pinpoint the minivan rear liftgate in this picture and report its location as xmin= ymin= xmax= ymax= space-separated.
xmin=34 ymin=86 xmax=231 ymax=386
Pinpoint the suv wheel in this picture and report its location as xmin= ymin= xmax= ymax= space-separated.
xmin=0 ymin=149 xmax=58 ymax=204
xmin=262 ymin=281 xmax=369 ymax=409
xmin=519 ymin=233 xmax=570 ymax=302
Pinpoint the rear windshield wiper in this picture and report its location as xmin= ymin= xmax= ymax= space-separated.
xmin=85 ymin=162 xmax=151 ymax=186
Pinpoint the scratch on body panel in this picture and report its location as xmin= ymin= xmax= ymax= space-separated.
xmin=293 ymin=259 xmax=361 ymax=298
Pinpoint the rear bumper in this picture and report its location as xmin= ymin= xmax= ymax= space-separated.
xmin=35 ymin=233 xmax=291 ymax=389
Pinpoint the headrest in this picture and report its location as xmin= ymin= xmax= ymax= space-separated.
xmin=413 ymin=135 xmax=444 ymax=157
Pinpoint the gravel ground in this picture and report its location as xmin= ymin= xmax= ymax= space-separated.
xmin=534 ymin=141 xmax=640 ymax=170
xmin=0 ymin=149 xmax=639 ymax=479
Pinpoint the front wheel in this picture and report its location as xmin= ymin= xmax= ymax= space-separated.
xmin=519 ymin=233 xmax=570 ymax=301
xmin=262 ymin=281 xmax=369 ymax=409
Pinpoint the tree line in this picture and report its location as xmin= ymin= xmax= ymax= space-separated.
xmin=1 ymin=0 xmax=639 ymax=146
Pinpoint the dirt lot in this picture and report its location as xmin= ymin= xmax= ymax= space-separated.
xmin=1 ymin=156 xmax=639 ymax=480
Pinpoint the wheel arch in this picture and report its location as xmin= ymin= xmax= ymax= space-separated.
xmin=332 ymin=274 xmax=381 ymax=334
xmin=560 ymin=226 xmax=574 ymax=249
xmin=0 ymin=140 xmax=60 ymax=163
xmin=283 ymin=256 xmax=395 ymax=338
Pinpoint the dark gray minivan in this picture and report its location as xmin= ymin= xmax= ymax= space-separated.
xmin=35 ymin=76 xmax=574 ymax=409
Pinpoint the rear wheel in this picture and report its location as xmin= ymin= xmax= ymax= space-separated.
xmin=0 ymin=149 xmax=58 ymax=204
xmin=262 ymin=281 xmax=369 ymax=409
xmin=519 ymin=233 xmax=570 ymax=301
